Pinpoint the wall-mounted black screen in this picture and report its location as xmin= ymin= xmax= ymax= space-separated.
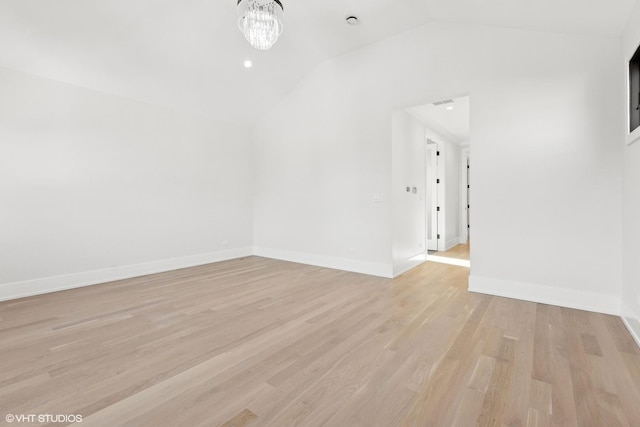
xmin=630 ymin=45 xmax=640 ymax=133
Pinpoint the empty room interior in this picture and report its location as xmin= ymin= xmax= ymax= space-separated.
xmin=2 ymin=0 xmax=640 ymax=426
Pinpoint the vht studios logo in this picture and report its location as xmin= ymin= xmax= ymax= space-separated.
xmin=5 ymin=414 xmax=83 ymax=423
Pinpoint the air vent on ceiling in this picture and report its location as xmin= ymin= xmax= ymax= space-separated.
xmin=432 ymin=99 xmax=454 ymax=106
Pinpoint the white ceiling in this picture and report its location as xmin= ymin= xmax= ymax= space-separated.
xmin=407 ymin=96 xmax=470 ymax=145
xmin=0 ymin=0 xmax=637 ymax=125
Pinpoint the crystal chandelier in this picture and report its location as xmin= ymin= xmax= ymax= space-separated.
xmin=237 ymin=0 xmax=284 ymax=50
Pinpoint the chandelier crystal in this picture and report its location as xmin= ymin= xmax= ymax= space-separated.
xmin=237 ymin=0 xmax=284 ymax=50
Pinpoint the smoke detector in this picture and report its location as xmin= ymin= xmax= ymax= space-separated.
xmin=346 ymin=16 xmax=358 ymax=25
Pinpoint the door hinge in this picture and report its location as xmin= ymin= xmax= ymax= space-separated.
xmin=436 ymin=151 xmax=440 ymax=156
xmin=467 ymin=204 xmax=470 ymax=209
xmin=467 ymin=185 xmax=470 ymax=189
xmin=437 ymin=234 xmax=441 ymax=239
xmin=436 ymin=179 xmax=440 ymax=184
xmin=437 ymin=206 xmax=440 ymax=212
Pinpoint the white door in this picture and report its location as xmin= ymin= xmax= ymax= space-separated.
xmin=460 ymin=148 xmax=470 ymax=243
xmin=466 ymin=156 xmax=470 ymax=242
xmin=426 ymin=144 xmax=440 ymax=251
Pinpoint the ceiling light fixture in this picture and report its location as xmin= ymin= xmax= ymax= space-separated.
xmin=243 ymin=60 xmax=253 ymax=68
xmin=346 ymin=16 xmax=358 ymax=25
xmin=237 ymin=0 xmax=284 ymax=50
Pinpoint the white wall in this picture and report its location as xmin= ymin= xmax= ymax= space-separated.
xmin=252 ymin=59 xmax=395 ymax=277
xmin=392 ymin=111 xmax=426 ymax=275
xmin=0 ymin=67 xmax=253 ymax=300
xmin=468 ymin=28 xmax=624 ymax=314
xmin=424 ymin=131 xmax=462 ymax=252
xmin=2 ymin=22 xmax=625 ymax=316
xmin=442 ymin=137 xmax=461 ymax=250
xmin=621 ymin=1 xmax=640 ymax=345
xmin=253 ymin=22 xmax=623 ymax=314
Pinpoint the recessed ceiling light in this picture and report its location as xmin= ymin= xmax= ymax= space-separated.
xmin=346 ymin=16 xmax=358 ymax=25
xmin=446 ymin=106 xmax=454 ymax=110
xmin=243 ymin=60 xmax=252 ymax=68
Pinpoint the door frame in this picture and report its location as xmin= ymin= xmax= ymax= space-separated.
xmin=460 ymin=147 xmax=470 ymax=244
xmin=425 ymin=139 xmax=443 ymax=251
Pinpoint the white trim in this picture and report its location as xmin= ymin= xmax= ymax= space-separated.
xmin=444 ymin=237 xmax=460 ymax=252
xmin=0 ymin=247 xmax=253 ymax=302
xmin=625 ymin=45 xmax=640 ymax=145
xmin=425 ymin=142 xmax=440 ymax=251
xmin=627 ymin=128 xmax=640 ymax=145
xmin=622 ymin=316 xmax=640 ymax=349
xmin=621 ymin=302 xmax=640 ymax=349
xmin=253 ymin=247 xmax=393 ymax=278
xmin=460 ymin=147 xmax=470 ymax=243
xmin=427 ymin=255 xmax=470 ymax=268
xmin=393 ymin=252 xmax=427 ymax=277
xmin=468 ymin=275 xmax=620 ymax=316
xmin=426 ymin=135 xmax=446 ymax=251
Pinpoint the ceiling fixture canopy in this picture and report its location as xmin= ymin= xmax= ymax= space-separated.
xmin=237 ymin=0 xmax=284 ymax=50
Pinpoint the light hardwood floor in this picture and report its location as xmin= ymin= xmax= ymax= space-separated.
xmin=432 ymin=242 xmax=470 ymax=260
xmin=1 ymin=257 xmax=639 ymax=426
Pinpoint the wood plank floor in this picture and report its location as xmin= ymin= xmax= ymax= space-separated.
xmin=1 ymin=256 xmax=639 ymax=426
xmin=432 ymin=242 xmax=470 ymax=260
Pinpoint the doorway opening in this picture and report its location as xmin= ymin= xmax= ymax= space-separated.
xmin=405 ymin=95 xmax=470 ymax=267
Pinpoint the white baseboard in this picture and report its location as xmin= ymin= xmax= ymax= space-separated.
xmin=621 ymin=303 xmax=640 ymax=349
xmin=0 ymin=247 xmax=254 ymax=302
xmin=468 ymin=275 xmax=621 ymax=315
xmin=393 ymin=253 xmax=427 ymax=277
xmin=427 ymin=255 xmax=470 ymax=267
xmin=253 ymin=247 xmax=393 ymax=278
xmin=444 ymin=237 xmax=460 ymax=252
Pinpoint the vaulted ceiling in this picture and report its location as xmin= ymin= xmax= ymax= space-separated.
xmin=0 ymin=0 xmax=637 ymax=125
